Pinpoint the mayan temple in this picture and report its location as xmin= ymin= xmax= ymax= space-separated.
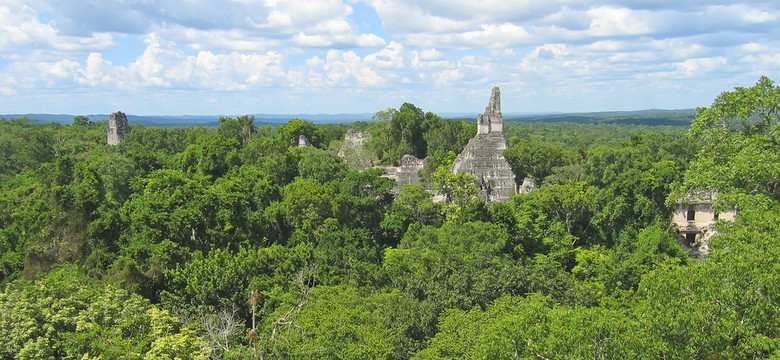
xmin=450 ymin=87 xmax=516 ymax=203
xmin=106 ymin=111 xmax=131 ymax=146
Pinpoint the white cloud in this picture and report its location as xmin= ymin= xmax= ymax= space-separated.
xmin=1 ymin=32 xmax=291 ymax=94
xmin=49 ymin=59 xmax=80 ymax=78
xmin=650 ymin=39 xmax=706 ymax=59
xmin=2 ymin=0 xmax=780 ymax=115
xmin=15 ymin=0 xmax=385 ymax=57
xmin=78 ymin=53 xmax=120 ymax=86
xmin=733 ymin=4 xmax=777 ymax=24
xmin=129 ymin=33 xmax=181 ymax=87
xmin=294 ymin=31 xmax=386 ymax=48
xmin=324 ymin=50 xmax=384 ymax=86
xmin=364 ymin=41 xmax=406 ymax=69
xmin=411 ymin=49 xmax=451 ymax=70
xmin=418 ymin=49 xmax=445 ymax=61
xmin=675 ymin=57 xmax=728 ymax=77
xmin=586 ymin=6 xmax=651 ymax=36
xmin=306 ymin=56 xmax=325 ymax=67
xmin=434 ymin=68 xmax=464 ymax=86
xmin=0 ymin=0 xmax=114 ymax=58
xmin=175 ymin=28 xmax=282 ymax=52
xmin=742 ymin=43 xmax=770 ymax=53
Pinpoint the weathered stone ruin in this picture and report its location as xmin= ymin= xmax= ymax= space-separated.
xmin=297 ymin=134 xmax=312 ymax=147
xmin=342 ymin=129 xmax=367 ymax=148
xmin=519 ymin=177 xmax=539 ymax=194
xmin=671 ymin=191 xmax=736 ymax=256
xmin=338 ymin=129 xmax=373 ymax=170
xmin=106 ymin=111 xmax=131 ymax=146
xmin=450 ymin=87 xmax=516 ymax=203
xmin=381 ymin=155 xmax=427 ymax=194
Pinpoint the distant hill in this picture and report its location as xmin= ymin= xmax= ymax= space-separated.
xmin=0 ymin=113 xmax=375 ymax=127
xmin=2 ymin=109 xmax=695 ymax=127
xmin=502 ymin=109 xmax=697 ymax=126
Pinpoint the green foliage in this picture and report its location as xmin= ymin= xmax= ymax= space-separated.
xmin=217 ymin=115 xmax=255 ymax=146
xmin=144 ymin=308 xmax=210 ymax=360
xmin=504 ymin=138 xmax=577 ymax=182
xmin=329 ymin=168 xmax=395 ymax=235
xmin=381 ymin=185 xmax=443 ymax=242
xmin=635 ymin=200 xmax=780 ymax=358
xmin=418 ymin=294 xmax=646 ymax=359
xmin=0 ymin=171 xmax=52 ymax=281
xmin=510 ymin=182 xmax=600 ymax=258
xmin=281 ymin=178 xmax=335 ymax=238
xmin=2 ymin=82 xmax=779 ymax=359
xmin=241 ymin=135 xmax=301 ymax=186
xmin=73 ymin=115 xmax=91 ymax=126
xmin=162 ymin=244 xmax=313 ymax=317
xmin=260 ymin=286 xmax=397 ymax=359
xmin=369 ymin=103 xmax=464 ymax=166
xmin=0 ymin=266 xmax=210 ymax=359
xmin=423 ymin=119 xmax=474 ymax=172
xmin=503 ymin=121 xmax=689 ymax=150
xmin=387 ymin=103 xmax=427 ymax=161
xmin=430 ymin=165 xmax=485 ymax=222
xmin=0 ymin=118 xmax=58 ymax=181
xmin=384 ymin=221 xmax=520 ymax=313
xmin=276 ymin=118 xmax=322 ymax=147
xmin=685 ymin=76 xmax=780 ymax=200
xmin=296 ymin=146 xmax=346 ymax=183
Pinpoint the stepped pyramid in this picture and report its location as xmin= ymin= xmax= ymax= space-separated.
xmin=450 ymin=87 xmax=516 ymax=203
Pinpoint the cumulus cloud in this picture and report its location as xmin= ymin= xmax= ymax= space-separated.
xmin=586 ymin=6 xmax=651 ymax=36
xmin=323 ymin=49 xmax=384 ymax=86
xmin=2 ymin=0 xmax=780 ymax=114
xmin=2 ymin=32 xmax=290 ymax=93
xmin=19 ymin=0 xmax=385 ymax=54
xmin=675 ymin=57 xmax=729 ymax=77
xmin=0 ymin=0 xmax=114 ymax=58
xmin=364 ymin=41 xmax=406 ymax=69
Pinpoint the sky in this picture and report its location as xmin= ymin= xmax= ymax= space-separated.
xmin=1 ymin=0 xmax=779 ymax=116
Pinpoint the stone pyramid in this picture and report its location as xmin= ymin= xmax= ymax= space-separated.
xmin=450 ymin=87 xmax=516 ymax=203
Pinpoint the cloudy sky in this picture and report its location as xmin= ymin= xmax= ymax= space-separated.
xmin=1 ymin=0 xmax=779 ymax=116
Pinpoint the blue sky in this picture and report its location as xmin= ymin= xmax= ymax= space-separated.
xmin=1 ymin=0 xmax=779 ymax=116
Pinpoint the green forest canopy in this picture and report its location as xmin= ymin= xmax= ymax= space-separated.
xmin=0 ymin=77 xmax=778 ymax=359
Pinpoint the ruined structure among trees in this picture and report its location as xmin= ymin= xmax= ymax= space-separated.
xmin=519 ymin=177 xmax=540 ymax=194
xmin=450 ymin=87 xmax=516 ymax=203
xmin=671 ymin=191 xmax=736 ymax=256
xmin=338 ymin=129 xmax=373 ymax=170
xmin=297 ymin=134 xmax=312 ymax=147
xmin=381 ymin=154 xmax=427 ymax=194
xmin=106 ymin=111 xmax=131 ymax=146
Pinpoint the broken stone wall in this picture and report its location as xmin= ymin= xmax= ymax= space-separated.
xmin=107 ymin=111 xmax=131 ymax=146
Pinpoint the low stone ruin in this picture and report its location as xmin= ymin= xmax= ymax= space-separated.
xmin=297 ymin=134 xmax=312 ymax=147
xmin=519 ymin=177 xmax=539 ymax=194
xmin=338 ymin=129 xmax=373 ymax=170
xmin=381 ymin=154 xmax=427 ymax=194
xmin=450 ymin=87 xmax=517 ymax=203
xmin=671 ymin=190 xmax=736 ymax=257
xmin=106 ymin=111 xmax=131 ymax=146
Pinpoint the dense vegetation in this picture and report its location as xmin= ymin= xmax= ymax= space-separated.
xmin=0 ymin=78 xmax=778 ymax=359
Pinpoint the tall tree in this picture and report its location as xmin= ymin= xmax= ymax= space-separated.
xmin=685 ymin=76 xmax=780 ymax=201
